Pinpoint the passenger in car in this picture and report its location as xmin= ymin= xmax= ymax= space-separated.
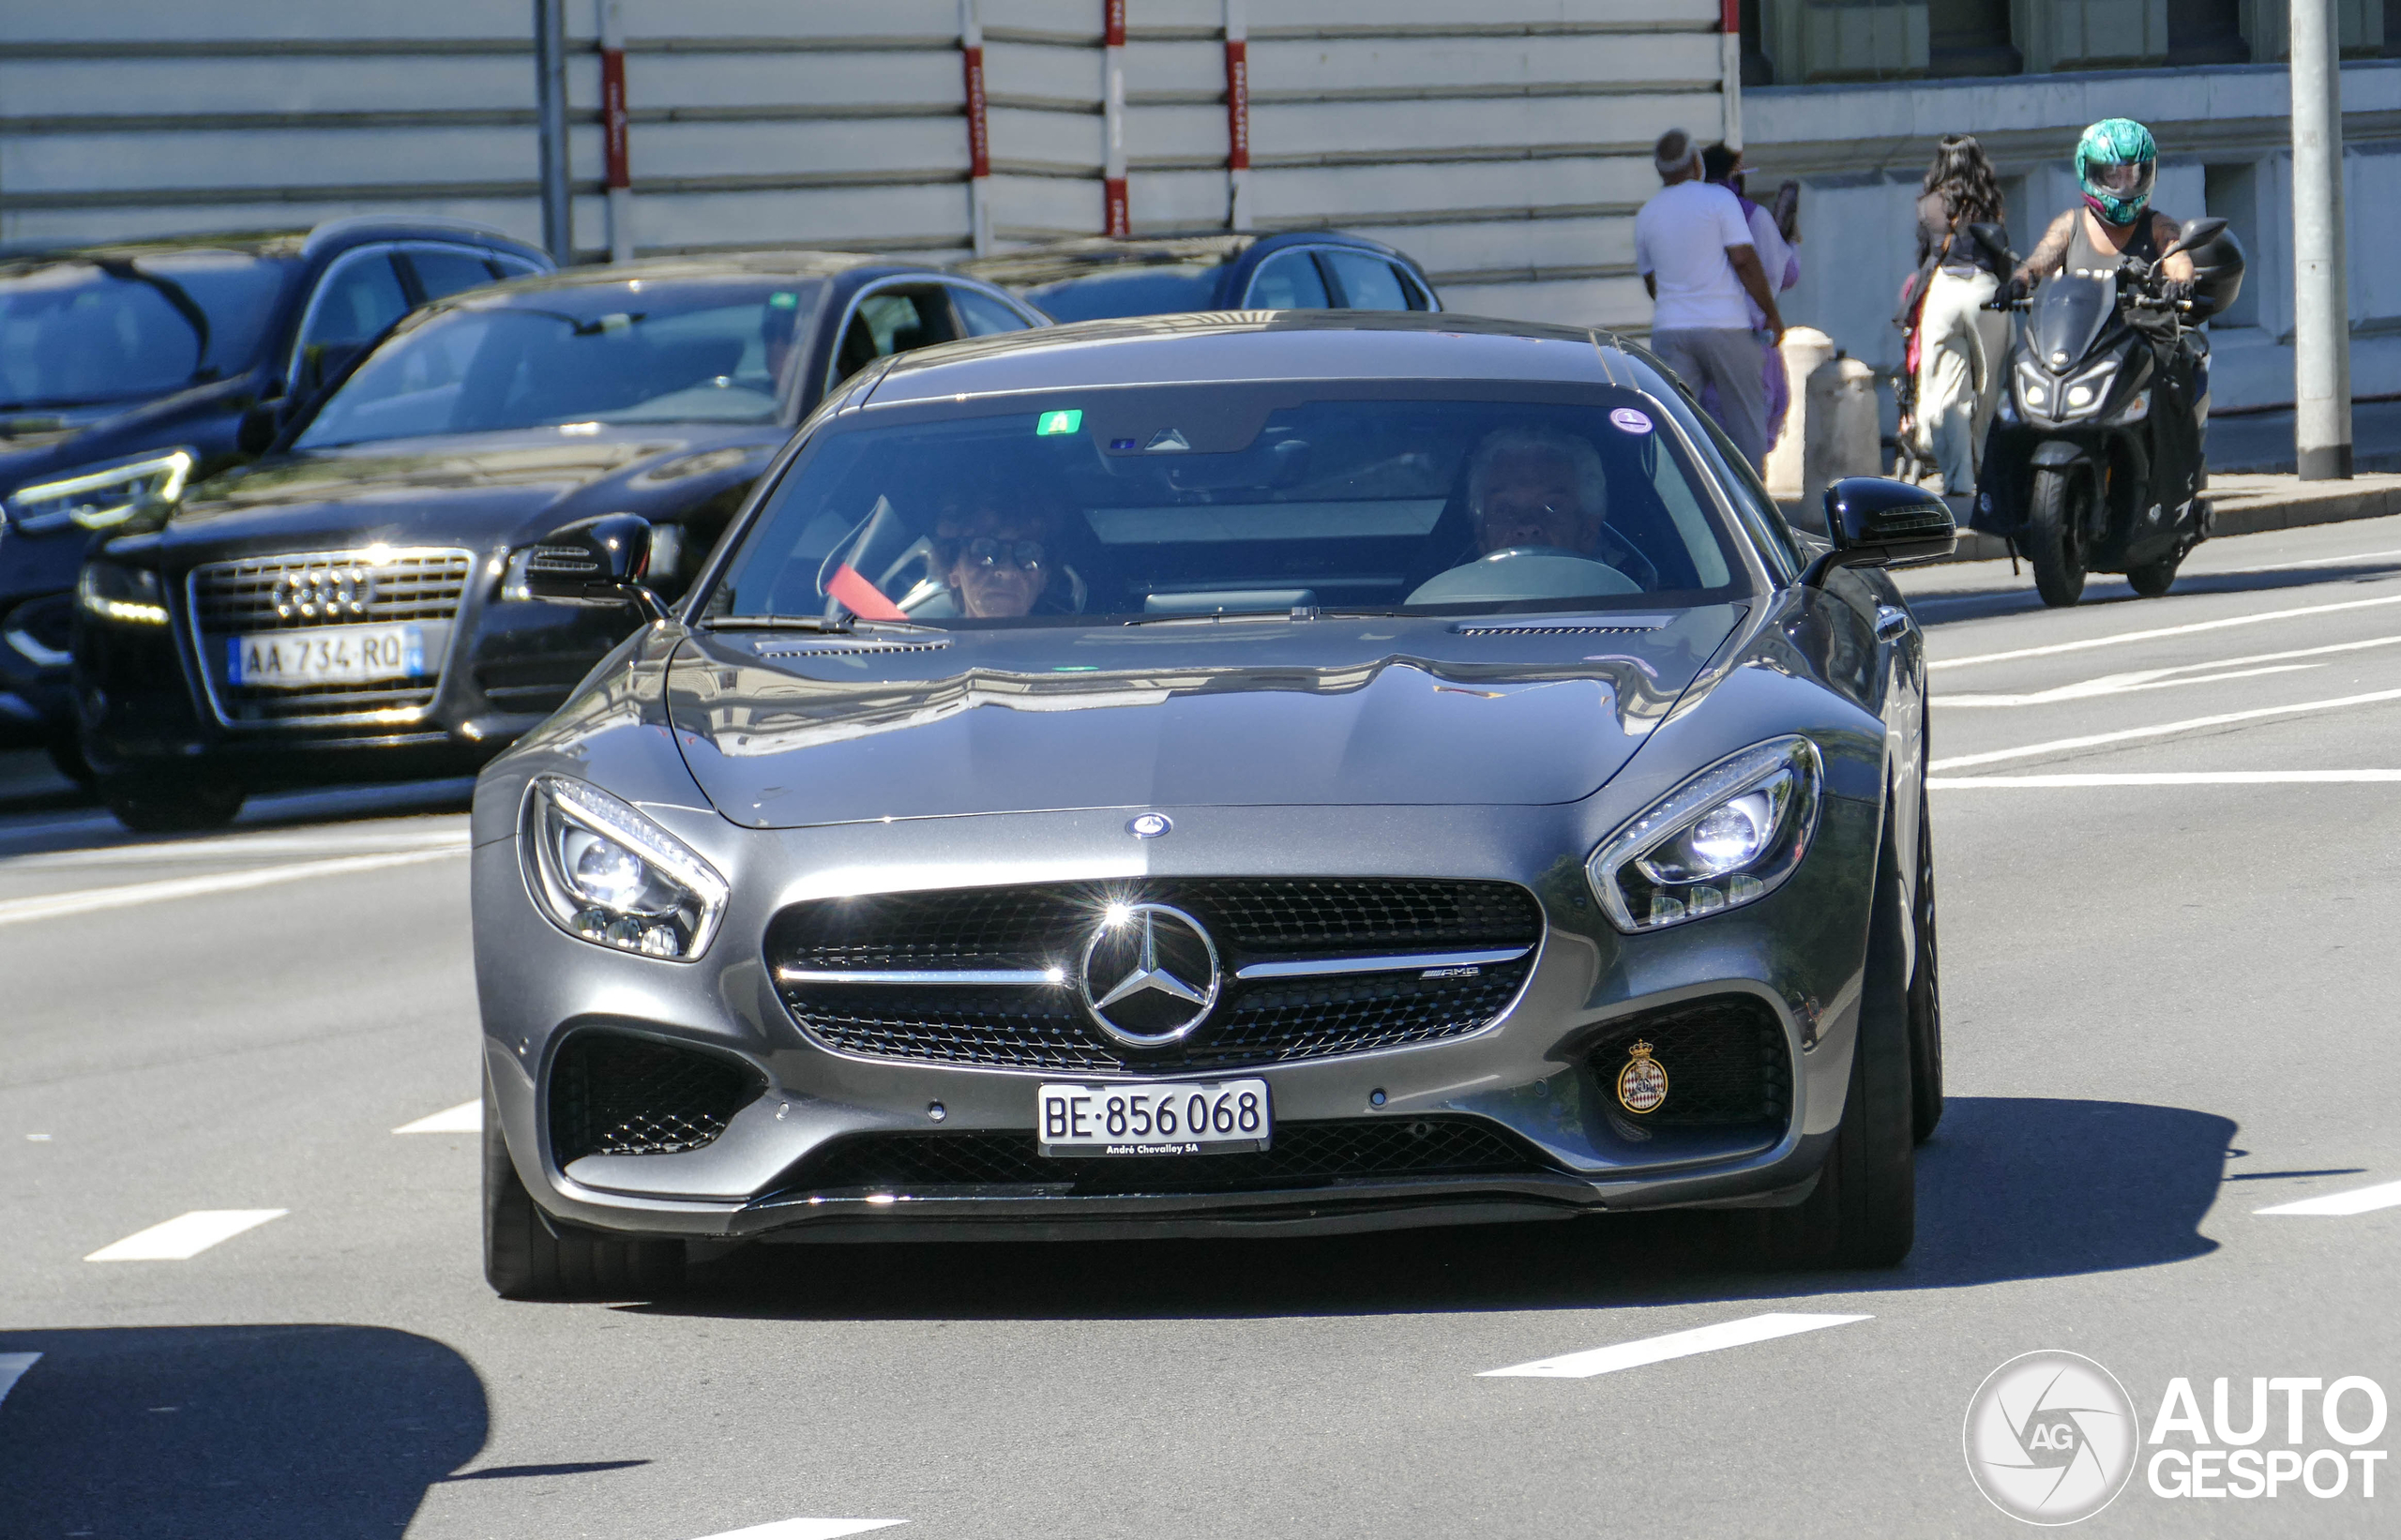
xmin=933 ymin=496 xmax=1060 ymax=618
xmin=1466 ymin=427 xmax=1658 ymax=587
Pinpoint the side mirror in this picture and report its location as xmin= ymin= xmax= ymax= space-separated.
xmin=235 ymin=400 xmax=283 ymax=457
xmin=519 ymin=514 xmax=668 ymax=622
xmin=2161 ymin=217 xmax=2228 ymax=262
xmin=1964 ymin=221 xmax=2016 ymax=276
xmin=1801 ymin=477 xmax=1956 ymax=587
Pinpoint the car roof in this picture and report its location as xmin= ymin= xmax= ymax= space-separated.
xmin=460 ymin=250 xmax=939 ymax=294
xmin=954 ymin=230 xmax=1409 ymax=291
xmin=862 ymin=310 xmax=1642 ymax=406
xmin=0 ymin=217 xmax=548 ymax=271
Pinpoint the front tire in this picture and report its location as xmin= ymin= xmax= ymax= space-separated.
xmin=483 ymin=1077 xmax=685 ymax=1301
xmin=1908 ymin=796 xmax=1943 ymax=1143
xmin=1756 ymin=823 xmax=1917 ymax=1267
xmin=99 ymin=770 xmax=245 ymax=833
xmin=2025 ymin=466 xmax=2089 ymax=608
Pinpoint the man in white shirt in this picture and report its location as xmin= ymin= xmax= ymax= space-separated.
xmin=1635 ymin=128 xmax=1787 ymax=471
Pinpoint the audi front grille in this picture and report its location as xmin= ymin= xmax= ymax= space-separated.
xmin=187 ymin=547 xmax=474 ymax=726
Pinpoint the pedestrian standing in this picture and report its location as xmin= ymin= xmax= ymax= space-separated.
xmin=1636 ymin=128 xmax=1786 ymax=471
xmin=1700 ymin=141 xmax=1800 ymax=454
xmin=1909 ymin=134 xmax=2009 ymax=495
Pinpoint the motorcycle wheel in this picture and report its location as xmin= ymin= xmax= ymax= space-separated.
xmin=2127 ymin=551 xmax=2182 ymax=597
xmin=2025 ymin=466 xmax=2089 ymax=608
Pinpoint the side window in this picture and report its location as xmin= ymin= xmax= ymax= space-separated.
xmin=294 ymin=249 xmax=409 ymax=395
xmin=1245 ymin=249 xmax=1331 ymax=310
xmin=949 ymin=284 xmax=1034 ymax=337
xmin=1397 ymin=264 xmax=1437 ymax=310
xmin=1322 ymin=249 xmax=1410 ymax=310
xmin=403 ymin=247 xmax=507 ymax=303
xmin=830 ymin=287 xmax=962 ymax=385
xmin=490 ymin=253 xmax=547 ymax=279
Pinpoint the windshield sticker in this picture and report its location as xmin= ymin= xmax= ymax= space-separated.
xmin=768 ymin=291 xmax=799 ymax=310
xmin=1035 ymin=409 xmax=1082 ymax=436
xmin=1609 ymin=408 xmax=1654 ymax=435
xmin=1145 ymin=429 xmax=1191 ymax=452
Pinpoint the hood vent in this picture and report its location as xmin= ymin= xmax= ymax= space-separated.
xmin=1451 ymin=614 xmax=1671 ymax=637
xmin=755 ymin=636 xmax=954 ymax=658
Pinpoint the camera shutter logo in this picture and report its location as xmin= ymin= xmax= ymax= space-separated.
xmin=1964 ymin=1351 xmax=2138 ymax=1524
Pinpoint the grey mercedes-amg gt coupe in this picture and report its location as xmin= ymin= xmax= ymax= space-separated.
xmin=469 ymin=310 xmax=1954 ymax=1299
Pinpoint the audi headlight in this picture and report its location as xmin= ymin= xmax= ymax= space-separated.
xmin=76 ymin=561 xmax=169 ymax=626
xmin=1587 ymin=736 xmax=1823 ymax=931
xmin=9 ymin=450 xmax=194 ymax=534
xmin=521 ymin=774 xmax=729 ymax=959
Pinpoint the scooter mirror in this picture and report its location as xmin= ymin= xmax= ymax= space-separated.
xmin=2162 ymin=217 xmax=2228 ymax=261
xmin=1802 ymin=477 xmax=1957 ymax=588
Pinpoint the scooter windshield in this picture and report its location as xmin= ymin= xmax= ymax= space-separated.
xmin=2029 ymin=272 xmax=2113 ymax=372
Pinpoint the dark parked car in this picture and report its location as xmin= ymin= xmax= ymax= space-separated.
xmin=464 ymin=310 xmax=1954 ymax=1299
xmin=72 ymin=251 xmax=1045 ymax=830
xmin=957 ymin=231 xmax=1440 ymax=322
xmin=1 ymin=219 xmax=552 ymax=778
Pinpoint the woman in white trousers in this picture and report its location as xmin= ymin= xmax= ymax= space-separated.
xmin=1910 ymin=136 xmax=2010 ymax=495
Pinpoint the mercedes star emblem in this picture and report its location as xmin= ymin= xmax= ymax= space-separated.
xmin=1079 ymin=902 xmax=1220 ymax=1048
xmin=1126 ymin=812 xmax=1172 ymax=838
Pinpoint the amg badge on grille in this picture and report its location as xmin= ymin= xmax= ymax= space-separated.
xmin=1616 ymin=1039 xmax=1669 ymax=1114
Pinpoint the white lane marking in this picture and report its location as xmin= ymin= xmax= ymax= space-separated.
xmin=1929 ymin=591 xmax=2401 ymax=671
xmin=688 ymin=1520 xmax=907 ymax=1540
xmin=8 ymin=826 xmax=469 ymax=869
xmin=1933 ymin=770 xmax=2401 ymax=788
xmin=2239 ymin=546 xmax=2401 ymax=574
xmin=0 ymin=1352 xmax=40 ymax=1408
xmin=86 ymin=1209 xmax=287 ymax=1261
xmin=2257 ymin=1179 xmax=2401 ymax=1216
xmin=395 ymin=1100 xmax=482 ymax=1135
xmin=0 ymin=849 xmax=462 ymax=929
xmin=1937 ymin=633 xmax=2401 ymax=707
xmin=1926 ymin=687 xmax=2401 ymax=771
xmin=1478 ymin=1312 xmax=1871 ymax=1379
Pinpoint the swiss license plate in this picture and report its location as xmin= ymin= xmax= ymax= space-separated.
xmin=230 ymin=624 xmax=426 ymax=687
xmin=1037 ymin=1078 xmax=1271 ymax=1157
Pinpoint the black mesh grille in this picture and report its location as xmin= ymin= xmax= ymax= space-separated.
xmin=771 ymin=879 xmax=1544 ymax=1072
xmin=1586 ymin=995 xmax=1792 ymax=1128
xmin=782 ymin=1115 xmax=1551 ymax=1198
xmin=550 ymin=1033 xmax=763 ymax=1162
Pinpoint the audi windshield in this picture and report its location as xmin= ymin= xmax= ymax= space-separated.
xmin=705 ymin=385 xmax=1755 ymax=627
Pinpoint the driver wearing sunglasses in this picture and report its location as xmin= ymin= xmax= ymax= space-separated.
xmin=933 ymin=502 xmax=1057 ymax=618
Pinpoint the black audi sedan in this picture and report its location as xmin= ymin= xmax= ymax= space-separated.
xmin=0 ymin=219 xmax=551 ymax=778
xmin=71 ymin=251 xmax=1046 ymax=829
xmin=956 ymin=231 xmax=1440 ymax=322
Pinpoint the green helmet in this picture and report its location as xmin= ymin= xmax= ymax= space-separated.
xmin=2076 ymin=118 xmax=2157 ymax=226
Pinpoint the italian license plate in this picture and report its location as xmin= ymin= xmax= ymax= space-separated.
xmin=1037 ymin=1078 xmax=1271 ymax=1157
xmin=230 ymin=624 xmax=426 ymax=687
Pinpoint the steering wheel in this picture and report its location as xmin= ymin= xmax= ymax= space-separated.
xmin=1404 ymin=546 xmax=1644 ymax=606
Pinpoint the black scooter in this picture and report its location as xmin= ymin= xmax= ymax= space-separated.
xmin=1968 ymin=217 xmax=2246 ymax=606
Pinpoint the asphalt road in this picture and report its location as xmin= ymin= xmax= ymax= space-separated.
xmin=4 ymin=517 xmax=2399 ymax=1539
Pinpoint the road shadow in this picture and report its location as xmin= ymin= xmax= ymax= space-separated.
xmin=0 ymin=777 xmax=476 ymax=860
xmin=1904 ymin=557 xmax=2401 ymax=628
xmin=634 ymin=1095 xmax=2231 ymax=1322
xmin=0 ymin=1324 xmax=488 ymax=1539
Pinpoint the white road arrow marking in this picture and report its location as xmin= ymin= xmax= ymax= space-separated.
xmin=395 ymin=1100 xmax=482 ymax=1135
xmin=1478 ymin=1311 xmax=1871 ymax=1379
xmin=687 ymin=1520 xmax=906 ymax=1540
xmin=1926 ymin=687 xmax=2401 ymax=772
xmin=2256 ymin=1179 xmax=2401 ymax=1216
xmin=0 ymin=1352 xmax=40 ymax=1408
xmin=85 ymin=1210 xmax=288 ymax=1261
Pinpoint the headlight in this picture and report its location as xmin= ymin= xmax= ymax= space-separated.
xmin=2059 ymin=362 xmax=2118 ymax=418
xmin=1586 ymin=736 xmax=1823 ymax=931
xmin=2014 ymin=362 xmax=2049 ymax=414
xmin=521 ymin=774 xmax=729 ymax=959
xmin=76 ymin=562 xmax=169 ymax=626
xmin=8 ymin=450 xmax=194 ymax=533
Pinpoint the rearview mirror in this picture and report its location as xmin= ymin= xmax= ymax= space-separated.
xmin=1803 ymin=477 xmax=1956 ymax=587
xmin=519 ymin=514 xmax=668 ymax=622
xmin=2161 ymin=216 xmax=2228 ymax=262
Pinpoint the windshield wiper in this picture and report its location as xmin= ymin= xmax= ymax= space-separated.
xmin=702 ymin=614 xmax=939 ymax=635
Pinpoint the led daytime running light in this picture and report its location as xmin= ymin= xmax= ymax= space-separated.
xmin=521 ymin=774 xmax=729 ymax=960
xmin=1586 ymin=736 xmax=1823 ymax=933
xmin=10 ymin=449 xmax=194 ymax=533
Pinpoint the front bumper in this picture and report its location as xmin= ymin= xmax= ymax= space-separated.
xmin=474 ymin=792 xmax=1883 ymax=1245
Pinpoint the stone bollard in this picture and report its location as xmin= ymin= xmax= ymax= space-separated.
xmin=1764 ymin=327 xmax=1834 ymax=503
xmin=1798 ymin=354 xmax=1881 ymax=533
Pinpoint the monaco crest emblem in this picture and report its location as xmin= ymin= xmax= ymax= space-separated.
xmin=1616 ymin=1039 xmax=1669 ymax=1114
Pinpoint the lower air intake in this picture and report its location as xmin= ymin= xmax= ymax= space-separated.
xmin=1586 ymin=995 xmax=1793 ymax=1129
xmin=549 ymin=1033 xmax=762 ymax=1162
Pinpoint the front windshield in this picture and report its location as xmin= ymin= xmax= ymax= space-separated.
xmin=295 ymin=279 xmax=825 ymax=448
xmin=0 ymin=251 xmax=289 ymax=409
xmin=707 ymin=386 xmax=1749 ymax=627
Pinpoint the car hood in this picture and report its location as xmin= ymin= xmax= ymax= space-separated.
xmin=666 ymin=606 xmax=1744 ymax=825
xmin=155 ymin=424 xmax=778 ymax=556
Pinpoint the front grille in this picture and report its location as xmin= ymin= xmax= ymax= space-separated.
xmin=771 ymin=879 xmax=1544 ymax=1072
xmin=189 ymin=548 xmax=472 ymax=724
xmin=780 ymin=1115 xmax=1551 ymax=1198
xmin=550 ymin=1032 xmax=764 ymax=1163
xmin=1586 ymin=995 xmax=1792 ymax=1128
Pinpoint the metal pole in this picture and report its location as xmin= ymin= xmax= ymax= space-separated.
xmin=1224 ymin=0 xmax=1250 ymax=231
xmin=1719 ymin=0 xmax=1743 ymax=150
xmin=2290 ymin=0 xmax=2351 ymax=480
xmin=598 ymin=0 xmax=632 ymax=263
xmin=1102 ymin=0 xmax=1128 ymax=237
xmin=535 ymin=0 xmax=573 ymax=265
xmin=961 ymin=0 xmax=991 ymax=256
